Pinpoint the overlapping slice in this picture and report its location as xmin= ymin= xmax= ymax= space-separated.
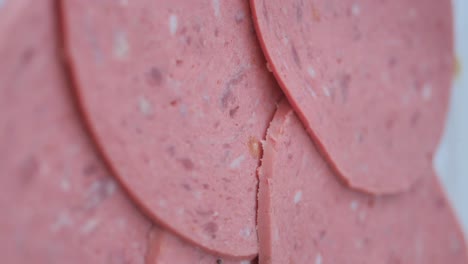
xmin=146 ymin=226 xmax=254 ymax=264
xmin=257 ymin=101 xmax=468 ymax=264
xmin=250 ymin=0 xmax=454 ymax=194
xmin=0 ymin=1 xmax=151 ymax=262
xmin=61 ymin=0 xmax=281 ymax=257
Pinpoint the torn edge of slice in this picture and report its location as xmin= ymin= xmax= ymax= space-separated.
xmin=257 ymin=100 xmax=468 ymax=264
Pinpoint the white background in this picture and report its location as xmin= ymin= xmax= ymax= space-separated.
xmin=435 ymin=0 xmax=468 ymax=235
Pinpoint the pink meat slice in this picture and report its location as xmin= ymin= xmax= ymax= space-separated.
xmin=0 ymin=1 xmax=152 ymax=263
xmin=145 ymin=226 xmax=254 ymax=264
xmin=60 ymin=0 xmax=281 ymax=257
xmin=257 ymin=101 xmax=468 ymax=264
xmin=250 ymin=0 xmax=454 ymax=194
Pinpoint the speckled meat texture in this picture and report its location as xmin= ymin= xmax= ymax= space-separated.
xmin=250 ymin=0 xmax=454 ymax=194
xmin=257 ymin=101 xmax=468 ymax=264
xmin=60 ymin=0 xmax=281 ymax=258
xmin=145 ymin=226 xmax=254 ymax=264
xmin=0 ymin=1 xmax=152 ymax=263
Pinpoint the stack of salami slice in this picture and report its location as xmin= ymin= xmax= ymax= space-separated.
xmin=1 ymin=0 xmax=466 ymax=263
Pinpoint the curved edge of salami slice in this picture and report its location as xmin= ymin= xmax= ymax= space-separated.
xmin=257 ymin=100 xmax=468 ymax=263
xmin=250 ymin=0 xmax=454 ymax=195
xmin=145 ymin=226 xmax=255 ymax=264
xmin=0 ymin=1 xmax=152 ymax=262
xmin=59 ymin=0 xmax=281 ymax=258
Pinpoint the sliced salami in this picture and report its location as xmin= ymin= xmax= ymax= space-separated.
xmin=257 ymin=101 xmax=467 ymax=264
xmin=61 ymin=0 xmax=281 ymax=257
xmin=250 ymin=0 xmax=454 ymax=194
xmin=0 ymin=1 xmax=151 ymax=262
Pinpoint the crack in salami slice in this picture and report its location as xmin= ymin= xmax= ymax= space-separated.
xmin=0 ymin=1 xmax=151 ymax=262
xmin=146 ymin=226 xmax=254 ymax=264
xmin=60 ymin=0 xmax=281 ymax=257
xmin=257 ymin=100 xmax=468 ymax=264
xmin=250 ymin=0 xmax=454 ymax=194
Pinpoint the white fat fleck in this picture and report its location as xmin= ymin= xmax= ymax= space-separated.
xmin=359 ymin=164 xmax=369 ymax=173
xmin=306 ymin=84 xmax=317 ymax=98
xmin=240 ymin=227 xmax=252 ymax=238
xmin=85 ymin=180 xmax=106 ymax=210
xmin=119 ymin=0 xmax=128 ymax=6
xmin=408 ymin=8 xmax=417 ymax=18
xmin=194 ymin=190 xmax=202 ymax=200
xmin=89 ymin=179 xmax=114 ymax=198
xmin=81 ymin=218 xmax=100 ymax=235
xmin=315 ymin=253 xmax=323 ymax=264
xmin=421 ymin=83 xmax=432 ymax=101
xmin=169 ymin=14 xmax=178 ymax=35
xmin=358 ymin=211 xmax=367 ymax=222
xmin=0 ymin=0 xmax=5 ymax=9
xmin=351 ymin=3 xmax=361 ymax=16
xmin=212 ymin=0 xmax=220 ymax=17
xmin=322 ymin=85 xmax=331 ymax=97
xmin=167 ymin=77 xmax=182 ymax=92
xmin=202 ymin=95 xmax=211 ymax=102
xmin=273 ymin=228 xmax=280 ymax=242
xmin=131 ymin=242 xmax=141 ymax=249
xmin=354 ymin=238 xmax=364 ymax=249
xmin=386 ymin=38 xmax=403 ymax=48
xmin=380 ymin=71 xmax=390 ymax=82
xmin=229 ymin=155 xmax=245 ymax=169
xmin=293 ymin=190 xmax=303 ymax=204
xmin=240 ymin=261 xmax=251 ymax=264
xmin=66 ymin=144 xmax=81 ymax=156
xmin=235 ymin=10 xmax=245 ymax=23
xmin=247 ymin=112 xmax=258 ymax=126
xmin=174 ymin=208 xmax=186 ymax=218
xmin=350 ymin=200 xmax=359 ymax=211
xmin=254 ymin=99 xmax=260 ymax=108
xmin=60 ymin=178 xmax=70 ymax=192
xmin=50 ymin=211 xmax=73 ymax=233
xmin=281 ymin=36 xmax=289 ymax=46
xmin=281 ymin=7 xmax=287 ymax=15
xmin=104 ymin=180 xmax=117 ymax=196
xmin=307 ymin=66 xmax=316 ymax=78
xmin=113 ymin=31 xmax=129 ymax=59
xmin=138 ymin=96 xmax=153 ymax=116
xmin=116 ymin=218 xmax=127 ymax=229
xmin=179 ymin=103 xmax=188 ymax=116
xmin=283 ymin=60 xmax=290 ymax=71
xmin=415 ymin=234 xmax=424 ymax=261
xmin=195 ymin=110 xmax=205 ymax=120
xmin=158 ymin=199 xmax=167 ymax=207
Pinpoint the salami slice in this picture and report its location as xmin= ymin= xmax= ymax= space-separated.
xmin=146 ymin=226 xmax=254 ymax=264
xmin=257 ymin=101 xmax=468 ymax=264
xmin=60 ymin=0 xmax=280 ymax=257
xmin=0 ymin=1 xmax=151 ymax=262
xmin=250 ymin=0 xmax=454 ymax=194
